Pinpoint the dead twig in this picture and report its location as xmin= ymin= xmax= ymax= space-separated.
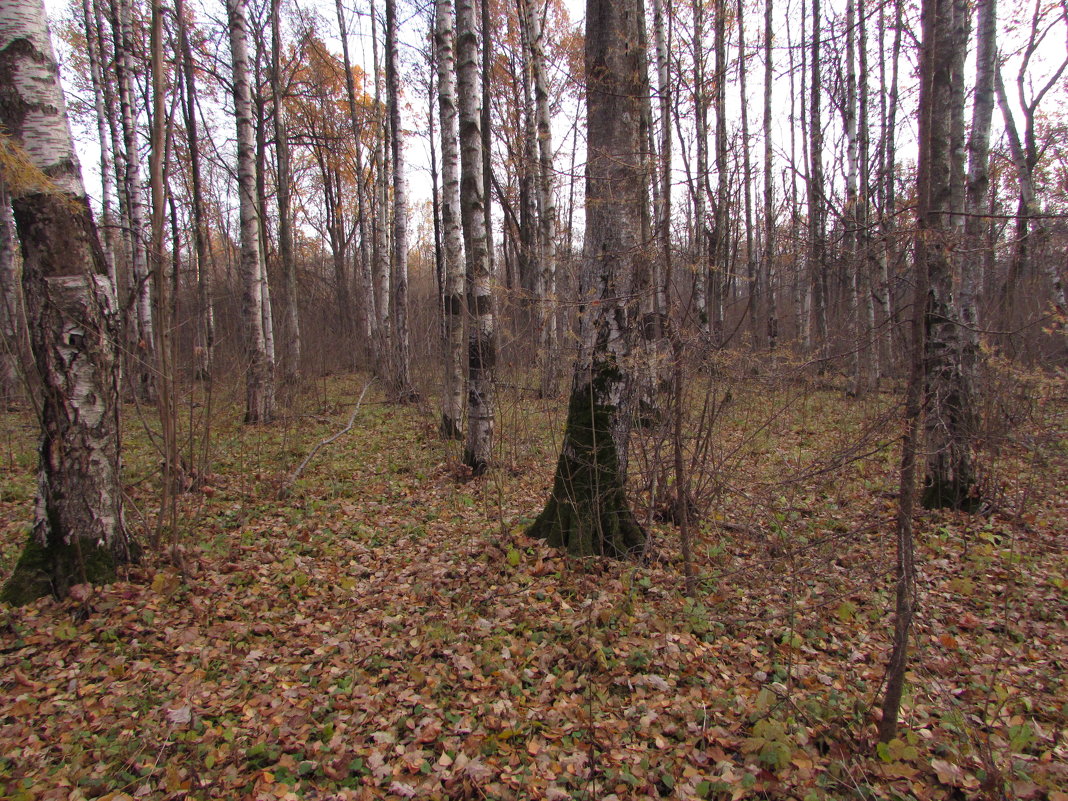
xmin=277 ymin=379 xmax=373 ymax=499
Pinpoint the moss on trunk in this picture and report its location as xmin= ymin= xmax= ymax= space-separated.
xmin=1 ymin=533 xmax=117 ymax=605
xmin=921 ymin=472 xmax=979 ymax=512
xmin=528 ymin=380 xmax=645 ymax=557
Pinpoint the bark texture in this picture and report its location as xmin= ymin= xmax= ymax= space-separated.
xmin=456 ymin=0 xmax=495 ymax=475
xmin=520 ymin=0 xmax=559 ymax=398
xmin=385 ymin=0 xmax=414 ymax=401
xmin=272 ymin=0 xmax=300 ymax=383
xmin=435 ymin=0 xmax=465 ymax=438
xmin=227 ymin=0 xmax=274 ymax=424
xmin=919 ymin=0 xmax=978 ymax=510
xmin=0 ymin=179 xmax=21 ymax=407
xmin=527 ymin=0 xmax=648 ymax=557
xmin=0 ymin=0 xmax=130 ymax=603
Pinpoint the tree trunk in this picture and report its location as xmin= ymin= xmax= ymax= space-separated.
xmin=0 ymin=0 xmax=131 ymax=603
xmin=336 ymin=0 xmax=376 ymax=350
xmin=693 ymin=0 xmax=709 ymax=338
xmin=736 ymin=0 xmax=758 ymax=348
xmin=480 ymin=0 xmax=494 ymax=282
xmin=521 ymin=0 xmax=560 ymax=398
xmin=436 ymin=0 xmax=466 ymax=438
xmin=272 ymin=0 xmax=301 ymax=382
xmin=385 ymin=0 xmax=414 ymax=401
xmin=457 ymin=0 xmax=496 ymax=474
xmin=762 ymin=0 xmax=776 ymax=350
xmin=807 ymin=0 xmax=827 ymax=358
xmin=996 ymin=67 xmax=1068 ymax=331
xmin=0 ymin=179 xmax=21 ymax=407
xmin=527 ymin=0 xmax=647 ymax=557
xmin=227 ymin=0 xmax=274 ymax=424
xmin=711 ymin=0 xmax=727 ymax=344
xmin=844 ymin=0 xmax=862 ymax=394
xmin=112 ymin=0 xmax=155 ymax=402
xmin=856 ymin=0 xmax=877 ymax=388
xmin=176 ymin=0 xmax=215 ymax=383
xmin=877 ymin=0 xmax=903 ymax=375
xmin=148 ymin=0 xmax=179 ymax=532
xmin=80 ymin=0 xmax=116 ymax=279
xmin=963 ymin=0 xmax=994 ymax=337
xmin=920 ymin=0 xmax=977 ymax=511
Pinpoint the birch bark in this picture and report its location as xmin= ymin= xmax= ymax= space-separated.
xmin=0 ymin=179 xmax=20 ymax=407
xmin=520 ymin=0 xmax=559 ymax=397
xmin=385 ymin=0 xmax=414 ymax=400
xmin=527 ymin=0 xmax=648 ymax=556
xmin=112 ymin=0 xmax=154 ymax=400
xmin=436 ymin=0 xmax=466 ymax=437
xmin=0 ymin=0 xmax=130 ymax=602
xmin=457 ymin=0 xmax=495 ymax=474
xmin=227 ymin=0 xmax=274 ymax=424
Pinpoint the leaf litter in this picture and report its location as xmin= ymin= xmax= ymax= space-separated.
xmin=0 ymin=373 xmax=1065 ymax=800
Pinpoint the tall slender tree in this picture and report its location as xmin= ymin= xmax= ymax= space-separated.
xmin=457 ymin=0 xmax=496 ymax=474
xmin=272 ymin=0 xmax=301 ymax=382
xmin=228 ymin=0 xmax=274 ymax=424
xmin=917 ymin=0 xmax=978 ymax=510
xmin=0 ymin=178 xmax=20 ymax=407
xmin=520 ymin=0 xmax=559 ymax=398
xmin=761 ymin=0 xmax=776 ymax=350
xmin=385 ymin=0 xmax=415 ymax=400
xmin=807 ymin=0 xmax=827 ymax=356
xmin=112 ymin=0 xmax=155 ymax=401
xmin=436 ymin=0 xmax=466 ymax=437
xmin=176 ymin=0 xmax=215 ymax=382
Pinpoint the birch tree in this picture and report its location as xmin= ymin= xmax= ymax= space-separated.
xmin=176 ymin=0 xmax=215 ymax=382
xmin=0 ymin=178 xmax=20 ymax=407
xmin=435 ymin=0 xmax=465 ymax=437
xmin=520 ymin=0 xmax=559 ymax=398
xmin=112 ymin=0 xmax=155 ymax=401
xmin=918 ymin=0 xmax=978 ymax=510
xmin=527 ymin=0 xmax=648 ymax=556
xmin=227 ymin=0 xmax=274 ymax=424
xmin=762 ymin=0 xmax=776 ymax=349
xmin=0 ymin=0 xmax=130 ymax=602
xmin=456 ymin=0 xmax=495 ymax=474
xmin=385 ymin=0 xmax=416 ymax=400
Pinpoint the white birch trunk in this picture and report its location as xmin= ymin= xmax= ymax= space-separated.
xmin=113 ymin=0 xmax=154 ymax=400
xmin=385 ymin=0 xmax=414 ymax=400
xmin=520 ymin=0 xmax=559 ymax=397
xmin=80 ymin=0 xmax=115 ymax=281
xmin=0 ymin=179 xmax=21 ymax=407
xmin=370 ymin=3 xmax=392 ymax=377
xmin=456 ymin=0 xmax=495 ymax=474
xmin=227 ymin=0 xmax=274 ymax=424
xmin=0 ymin=0 xmax=129 ymax=602
xmin=435 ymin=0 xmax=466 ymax=437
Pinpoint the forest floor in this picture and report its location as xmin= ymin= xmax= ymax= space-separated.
xmin=0 ymin=364 xmax=1066 ymax=801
